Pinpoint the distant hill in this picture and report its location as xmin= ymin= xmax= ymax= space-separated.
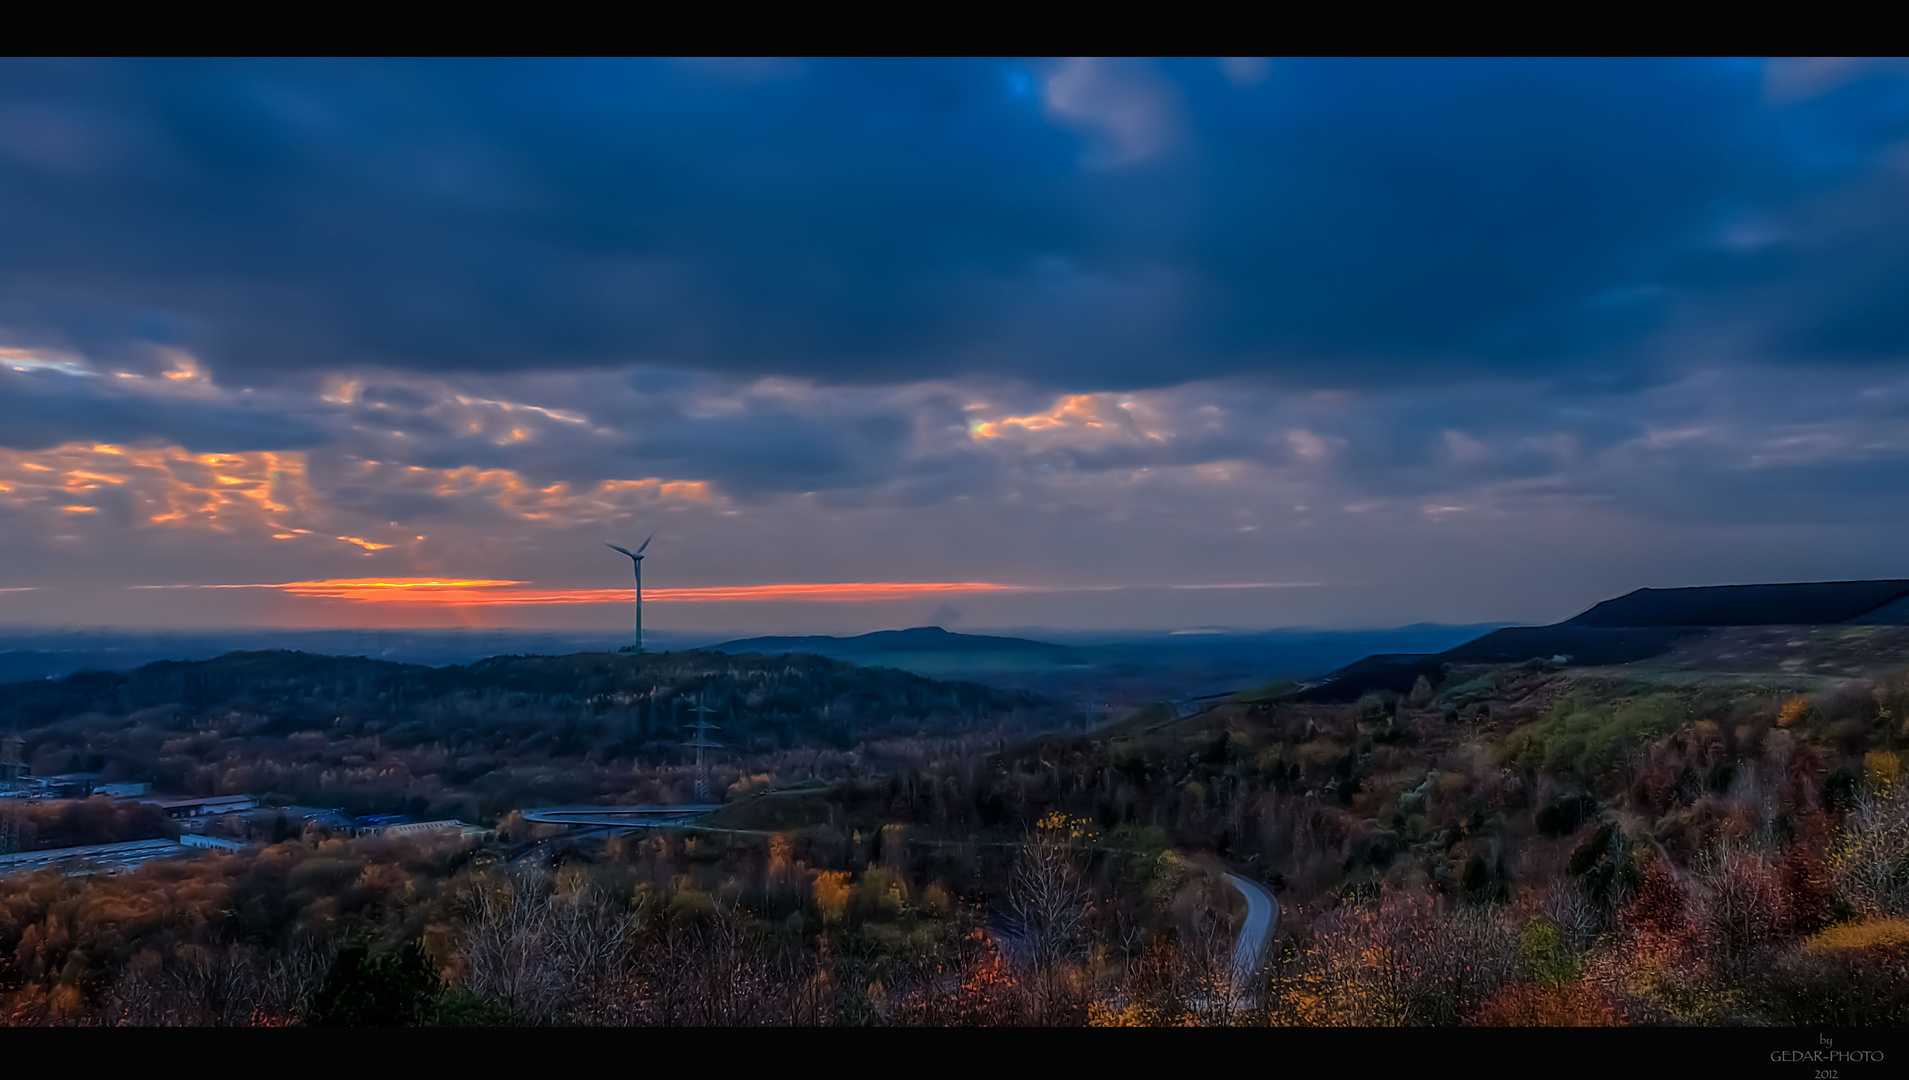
xmin=715 ymin=624 xmax=1509 ymax=701
xmin=714 ymin=626 xmax=1081 ymax=658
xmin=1295 ymin=578 xmax=1909 ymax=701
xmin=1563 ymin=580 xmax=1909 ymax=628
xmin=0 ymin=628 xmax=691 ymax=683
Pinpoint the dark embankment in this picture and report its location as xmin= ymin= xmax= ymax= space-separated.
xmin=1291 ymin=578 xmax=1909 ymax=702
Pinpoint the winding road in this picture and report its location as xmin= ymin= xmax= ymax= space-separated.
xmin=1223 ymin=872 xmax=1279 ymax=992
xmin=510 ymin=805 xmax=723 ymax=869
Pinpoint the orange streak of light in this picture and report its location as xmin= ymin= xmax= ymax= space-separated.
xmin=196 ymin=578 xmax=1019 ymax=605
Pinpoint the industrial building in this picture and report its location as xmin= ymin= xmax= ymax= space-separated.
xmin=138 ymin=794 xmax=261 ymax=819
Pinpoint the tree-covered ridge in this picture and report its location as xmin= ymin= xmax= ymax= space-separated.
xmin=2 ymin=649 xmax=1043 ymax=735
xmin=0 ymin=650 xmax=1057 ymax=819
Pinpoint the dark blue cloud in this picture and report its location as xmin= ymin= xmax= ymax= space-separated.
xmin=3 ymin=58 xmax=1909 ymax=392
xmin=0 ymin=367 xmax=327 ymax=452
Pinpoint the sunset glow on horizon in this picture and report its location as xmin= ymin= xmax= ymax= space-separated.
xmin=169 ymin=578 xmax=1025 ymax=606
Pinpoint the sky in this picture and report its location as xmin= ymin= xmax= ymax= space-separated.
xmin=6 ymin=57 xmax=1909 ymax=636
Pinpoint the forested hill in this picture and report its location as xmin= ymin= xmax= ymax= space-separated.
xmin=1 ymin=649 xmax=1055 ymax=754
xmin=716 ymin=626 xmax=1077 ymax=657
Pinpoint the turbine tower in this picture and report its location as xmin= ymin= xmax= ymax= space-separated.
xmin=605 ymin=534 xmax=654 ymax=653
xmin=685 ymin=692 xmax=723 ymax=802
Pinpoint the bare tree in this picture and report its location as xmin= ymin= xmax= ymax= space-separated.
xmin=1539 ymin=878 xmax=1605 ymax=953
xmin=1830 ymin=785 xmax=1909 ymax=919
xmin=1009 ymin=832 xmax=1091 ymax=969
xmin=541 ymin=868 xmax=638 ymax=1023
xmin=104 ymin=935 xmax=332 ymax=1027
xmin=1269 ymin=892 xmax=1517 ymax=1026
xmin=268 ymin=934 xmax=335 ymax=1023
xmin=1692 ymin=838 xmax=1792 ymax=975
xmin=1007 ymin=819 xmax=1095 ymax=1024
xmin=455 ymin=870 xmax=558 ymax=1021
xmin=625 ymin=900 xmax=804 ymax=1026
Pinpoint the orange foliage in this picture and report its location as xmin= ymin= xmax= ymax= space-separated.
xmin=1778 ymin=696 xmax=1811 ymax=729
xmin=1472 ymin=980 xmax=1624 ymax=1026
xmin=812 ymin=871 xmax=851 ymax=922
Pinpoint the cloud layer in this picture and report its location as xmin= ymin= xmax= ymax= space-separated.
xmin=7 ymin=59 xmax=1909 ymax=632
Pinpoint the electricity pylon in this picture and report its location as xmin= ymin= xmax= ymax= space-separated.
xmin=685 ymin=693 xmax=723 ymax=802
xmin=0 ymin=731 xmax=25 ymax=855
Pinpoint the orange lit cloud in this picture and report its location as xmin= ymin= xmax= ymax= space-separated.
xmin=0 ymin=442 xmax=319 ymax=537
xmin=0 ymin=442 xmax=712 ymax=550
xmin=968 ymin=394 xmax=1104 ymax=437
xmin=966 ymin=392 xmax=1170 ymax=444
xmin=179 ymin=577 xmax=1020 ymax=605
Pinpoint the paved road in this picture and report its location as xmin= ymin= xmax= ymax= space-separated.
xmin=0 ymin=837 xmax=201 ymax=877
xmin=519 ymin=804 xmax=721 ymax=827
xmin=508 ymin=805 xmax=723 ymax=869
xmin=1224 ymin=873 xmax=1279 ymax=990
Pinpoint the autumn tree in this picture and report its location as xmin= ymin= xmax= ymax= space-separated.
xmin=1828 ymin=784 xmax=1909 ymax=919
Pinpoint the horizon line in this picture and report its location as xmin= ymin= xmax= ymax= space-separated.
xmin=109 ymin=578 xmax=1338 ymax=605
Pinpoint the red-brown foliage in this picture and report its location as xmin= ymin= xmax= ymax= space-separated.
xmin=1472 ymin=980 xmax=1624 ymax=1026
xmin=1616 ymin=851 xmax=1700 ymax=970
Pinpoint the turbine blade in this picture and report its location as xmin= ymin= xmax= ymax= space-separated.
xmin=606 ymin=543 xmax=636 ymax=558
xmin=636 ymin=533 xmax=654 ymax=555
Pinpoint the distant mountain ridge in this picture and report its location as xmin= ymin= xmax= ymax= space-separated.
xmin=713 ymin=624 xmax=1509 ymax=702
xmin=1562 ymin=580 xmax=1909 ymax=628
xmin=713 ymin=626 xmax=1078 ymax=657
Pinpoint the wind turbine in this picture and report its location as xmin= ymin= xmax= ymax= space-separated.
xmin=605 ymin=534 xmax=653 ymax=653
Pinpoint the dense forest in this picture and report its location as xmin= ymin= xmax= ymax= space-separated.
xmin=0 ymin=650 xmax=1055 ymax=820
xmin=2 ymin=647 xmax=1908 ymax=1025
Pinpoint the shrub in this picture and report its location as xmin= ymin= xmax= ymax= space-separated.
xmin=1568 ymin=823 xmax=1614 ymax=877
xmin=1705 ymin=759 xmax=1737 ymax=795
xmin=1460 ymin=853 xmax=1508 ymax=904
xmin=1823 ymin=767 xmax=1861 ymax=813
xmin=1865 ymin=750 xmax=1902 ymax=797
xmin=1803 ymin=917 xmax=1909 ymax=954
xmin=1758 ymin=923 xmax=1909 ymax=1025
xmin=1826 ymin=786 xmax=1909 ymax=918
xmin=1778 ymin=696 xmax=1812 ymax=729
xmin=1355 ymin=693 xmax=1395 ymax=726
xmin=427 ymin=988 xmax=515 ymax=1026
xmin=1343 ymin=829 xmax=1403 ymax=874
xmin=1502 ymin=694 xmax=1684 ymax=782
xmin=309 ymin=939 xmax=440 ymax=1027
xmin=1472 ymin=980 xmax=1621 ymax=1026
xmin=1535 ymin=794 xmax=1597 ymax=839
xmin=1516 ymin=919 xmax=1577 ymax=987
